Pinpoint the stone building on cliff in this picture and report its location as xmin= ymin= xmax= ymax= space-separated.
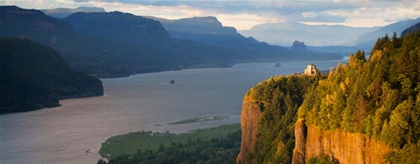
xmin=304 ymin=64 xmax=317 ymax=76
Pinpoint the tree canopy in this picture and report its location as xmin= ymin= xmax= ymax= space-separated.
xmin=299 ymin=31 xmax=420 ymax=163
xmin=0 ymin=37 xmax=103 ymax=114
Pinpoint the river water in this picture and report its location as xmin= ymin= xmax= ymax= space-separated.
xmin=0 ymin=60 xmax=344 ymax=164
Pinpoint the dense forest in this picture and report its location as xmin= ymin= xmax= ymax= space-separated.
xmin=299 ymin=31 xmax=420 ymax=163
xmin=244 ymin=75 xmax=324 ymax=163
xmin=241 ymin=30 xmax=419 ymax=163
xmin=0 ymin=37 xmax=103 ymax=114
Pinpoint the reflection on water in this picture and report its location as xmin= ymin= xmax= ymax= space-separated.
xmin=0 ymin=60 xmax=345 ymax=164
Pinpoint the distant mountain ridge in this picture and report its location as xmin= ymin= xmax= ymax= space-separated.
xmin=0 ymin=5 xmax=77 ymax=46
xmin=239 ymin=21 xmax=377 ymax=46
xmin=154 ymin=16 xmax=274 ymax=49
xmin=153 ymin=16 xmax=342 ymax=61
xmin=1 ymin=6 xmax=342 ymax=78
xmin=401 ymin=22 xmax=420 ymax=37
xmin=291 ymin=40 xmax=307 ymax=52
xmin=1 ymin=6 xmax=232 ymax=77
xmin=354 ymin=17 xmax=420 ymax=51
xmin=63 ymin=11 xmax=172 ymax=45
xmin=42 ymin=6 xmax=105 ymax=19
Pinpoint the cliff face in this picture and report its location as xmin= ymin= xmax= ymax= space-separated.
xmin=292 ymin=122 xmax=392 ymax=164
xmin=292 ymin=119 xmax=307 ymax=164
xmin=238 ymin=101 xmax=392 ymax=164
xmin=237 ymin=96 xmax=261 ymax=164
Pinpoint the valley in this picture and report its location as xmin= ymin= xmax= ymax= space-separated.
xmin=0 ymin=3 xmax=419 ymax=164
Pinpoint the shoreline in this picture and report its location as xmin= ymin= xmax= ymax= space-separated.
xmin=1 ymin=60 xmax=344 ymax=164
xmin=100 ymin=58 xmax=346 ymax=80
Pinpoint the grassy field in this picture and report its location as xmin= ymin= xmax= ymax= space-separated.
xmin=99 ymin=123 xmax=240 ymax=159
xmin=168 ymin=115 xmax=230 ymax=124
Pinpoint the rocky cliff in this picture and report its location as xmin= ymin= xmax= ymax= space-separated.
xmin=236 ymin=75 xmax=321 ymax=164
xmin=238 ymin=105 xmax=393 ymax=164
xmin=292 ymin=120 xmax=392 ymax=164
xmin=237 ymin=96 xmax=261 ymax=164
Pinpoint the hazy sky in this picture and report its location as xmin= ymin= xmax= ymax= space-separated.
xmin=3 ymin=0 xmax=420 ymax=30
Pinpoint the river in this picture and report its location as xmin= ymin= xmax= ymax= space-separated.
xmin=0 ymin=60 xmax=345 ymax=164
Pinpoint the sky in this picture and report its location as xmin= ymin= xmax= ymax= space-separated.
xmin=2 ymin=0 xmax=420 ymax=30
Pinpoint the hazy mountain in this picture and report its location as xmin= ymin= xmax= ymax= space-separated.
xmin=401 ymin=22 xmax=420 ymax=37
xmin=306 ymin=46 xmax=362 ymax=56
xmin=153 ymin=16 xmax=342 ymax=61
xmin=154 ymin=16 xmax=273 ymax=49
xmin=42 ymin=6 xmax=105 ymax=19
xmin=354 ymin=17 xmax=420 ymax=51
xmin=0 ymin=6 xmax=229 ymax=77
xmin=1 ymin=6 xmax=342 ymax=77
xmin=291 ymin=40 xmax=307 ymax=52
xmin=239 ymin=21 xmax=377 ymax=46
xmin=63 ymin=12 xmax=172 ymax=46
xmin=0 ymin=6 xmax=77 ymax=46
xmin=0 ymin=6 xmax=255 ymax=77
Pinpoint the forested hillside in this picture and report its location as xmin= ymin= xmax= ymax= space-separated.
xmin=298 ymin=30 xmax=420 ymax=163
xmin=0 ymin=37 xmax=103 ymax=114
xmin=238 ymin=30 xmax=420 ymax=163
xmin=238 ymin=75 xmax=324 ymax=163
xmin=401 ymin=22 xmax=420 ymax=37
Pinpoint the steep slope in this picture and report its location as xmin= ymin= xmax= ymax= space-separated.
xmin=0 ymin=6 xmax=231 ymax=77
xmin=61 ymin=11 xmax=242 ymax=73
xmin=42 ymin=6 xmax=106 ymax=19
xmin=355 ymin=17 xmax=420 ymax=50
xmin=155 ymin=16 xmax=343 ymax=61
xmin=237 ymin=75 xmax=322 ymax=164
xmin=401 ymin=22 xmax=420 ymax=37
xmin=239 ymin=21 xmax=376 ymax=46
xmin=63 ymin=12 xmax=172 ymax=45
xmin=0 ymin=37 xmax=103 ymax=114
xmin=237 ymin=97 xmax=261 ymax=164
xmin=1 ymin=6 xmax=342 ymax=78
xmin=239 ymin=31 xmax=420 ymax=164
xmin=156 ymin=16 xmax=275 ymax=49
xmin=296 ymin=31 xmax=420 ymax=164
xmin=0 ymin=5 xmax=76 ymax=46
xmin=291 ymin=40 xmax=307 ymax=52
xmin=292 ymin=121 xmax=392 ymax=164
xmin=155 ymin=16 xmax=293 ymax=61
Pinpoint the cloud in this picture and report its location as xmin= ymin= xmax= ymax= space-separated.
xmin=3 ymin=0 xmax=420 ymax=30
xmin=300 ymin=11 xmax=347 ymax=22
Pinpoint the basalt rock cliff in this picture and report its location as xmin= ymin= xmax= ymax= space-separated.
xmin=291 ymin=120 xmax=391 ymax=164
xmin=237 ymin=96 xmax=261 ymax=164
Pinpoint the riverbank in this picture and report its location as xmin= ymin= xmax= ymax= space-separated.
xmin=99 ymin=123 xmax=240 ymax=160
xmin=0 ymin=60 xmax=344 ymax=164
